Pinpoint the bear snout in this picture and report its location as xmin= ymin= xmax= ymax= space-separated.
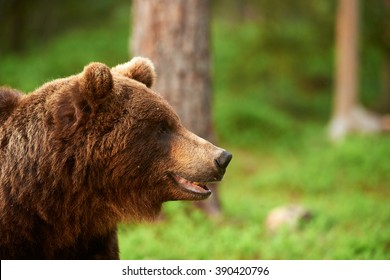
xmin=214 ymin=150 xmax=233 ymax=176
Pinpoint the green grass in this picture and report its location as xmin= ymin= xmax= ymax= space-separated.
xmin=119 ymin=134 xmax=390 ymax=259
xmin=1 ymin=4 xmax=389 ymax=259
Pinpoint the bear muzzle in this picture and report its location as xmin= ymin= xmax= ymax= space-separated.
xmin=169 ymin=149 xmax=232 ymax=201
xmin=168 ymin=129 xmax=233 ymax=201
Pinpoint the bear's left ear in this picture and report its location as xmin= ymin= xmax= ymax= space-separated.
xmin=79 ymin=62 xmax=113 ymax=103
xmin=112 ymin=57 xmax=156 ymax=88
xmin=53 ymin=63 xmax=113 ymax=129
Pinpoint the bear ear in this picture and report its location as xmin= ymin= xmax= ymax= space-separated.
xmin=0 ymin=87 xmax=21 ymax=123
xmin=79 ymin=62 xmax=113 ymax=104
xmin=112 ymin=57 xmax=156 ymax=88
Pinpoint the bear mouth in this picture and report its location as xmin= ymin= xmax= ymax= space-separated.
xmin=171 ymin=174 xmax=212 ymax=199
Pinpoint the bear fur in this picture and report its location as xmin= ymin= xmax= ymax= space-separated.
xmin=0 ymin=57 xmax=232 ymax=259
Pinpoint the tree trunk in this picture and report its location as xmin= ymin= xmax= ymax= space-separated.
xmin=328 ymin=0 xmax=382 ymax=141
xmin=131 ymin=0 xmax=221 ymax=216
xmin=334 ymin=0 xmax=359 ymax=117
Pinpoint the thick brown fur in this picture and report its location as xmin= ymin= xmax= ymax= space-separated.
xmin=0 ymin=57 xmax=231 ymax=259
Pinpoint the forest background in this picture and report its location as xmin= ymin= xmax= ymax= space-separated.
xmin=0 ymin=0 xmax=389 ymax=259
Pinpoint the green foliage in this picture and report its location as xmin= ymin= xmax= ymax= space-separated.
xmin=0 ymin=0 xmax=128 ymax=53
xmin=1 ymin=1 xmax=389 ymax=260
xmin=0 ymin=4 xmax=129 ymax=92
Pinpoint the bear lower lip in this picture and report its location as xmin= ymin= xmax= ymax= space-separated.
xmin=172 ymin=174 xmax=211 ymax=198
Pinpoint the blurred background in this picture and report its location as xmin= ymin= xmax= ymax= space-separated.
xmin=1 ymin=0 xmax=390 ymax=259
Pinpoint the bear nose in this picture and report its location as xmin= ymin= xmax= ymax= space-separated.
xmin=215 ymin=150 xmax=232 ymax=175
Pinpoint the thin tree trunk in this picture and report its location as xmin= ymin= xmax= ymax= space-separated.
xmin=329 ymin=0 xmax=382 ymax=141
xmin=333 ymin=0 xmax=359 ymax=117
xmin=131 ymin=0 xmax=221 ymax=216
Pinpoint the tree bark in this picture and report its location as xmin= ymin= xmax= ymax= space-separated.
xmin=131 ymin=0 xmax=221 ymax=216
xmin=334 ymin=0 xmax=359 ymax=117
xmin=329 ymin=0 xmax=382 ymax=141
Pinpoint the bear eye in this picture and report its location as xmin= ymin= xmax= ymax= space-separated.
xmin=158 ymin=121 xmax=171 ymax=135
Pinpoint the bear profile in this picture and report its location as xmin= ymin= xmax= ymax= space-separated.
xmin=0 ymin=57 xmax=232 ymax=259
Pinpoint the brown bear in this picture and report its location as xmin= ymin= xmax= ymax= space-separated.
xmin=0 ymin=57 xmax=232 ymax=259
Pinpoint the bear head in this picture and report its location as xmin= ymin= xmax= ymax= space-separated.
xmin=0 ymin=57 xmax=232 ymax=233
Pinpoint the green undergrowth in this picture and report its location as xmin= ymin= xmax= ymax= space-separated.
xmin=119 ymin=133 xmax=390 ymax=259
